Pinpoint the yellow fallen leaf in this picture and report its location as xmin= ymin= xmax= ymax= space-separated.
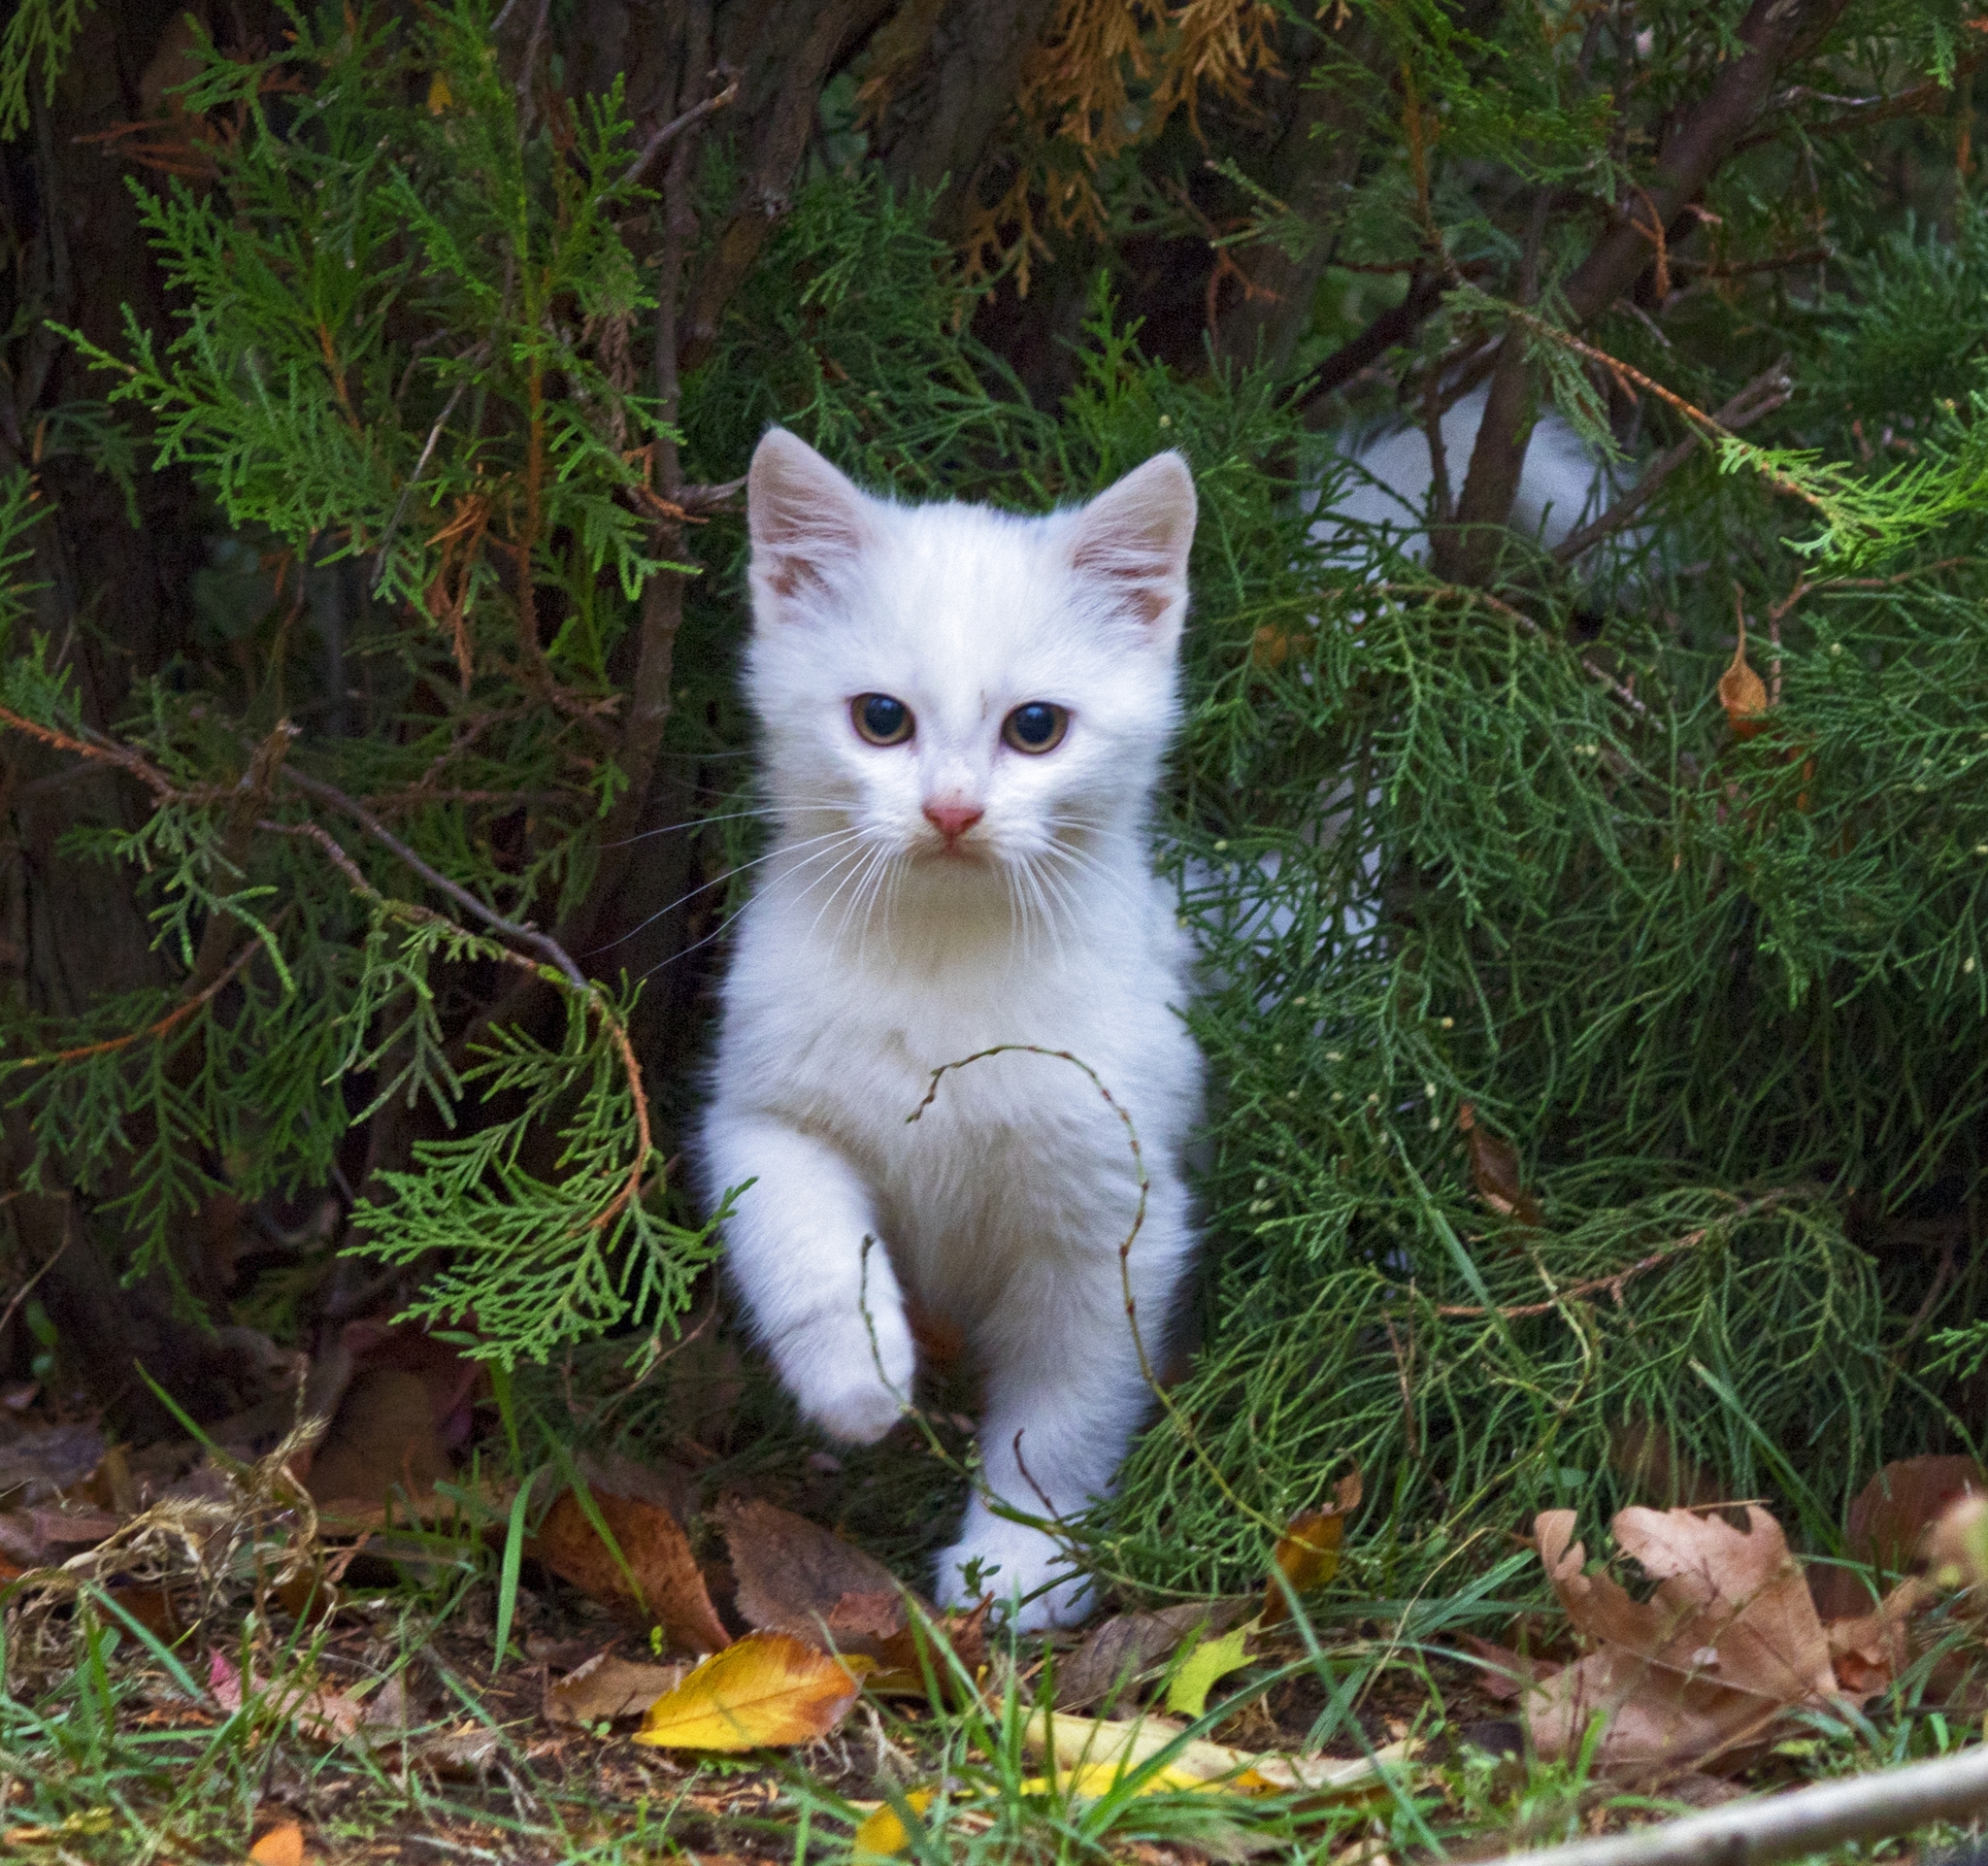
xmin=851 ymin=1788 xmax=936 ymax=1859
xmin=1165 ymin=1625 xmax=1253 ymax=1717
xmin=632 ymin=1631 xmax=865 ymax=1750
xmin=426 ymin=72 xmax=453 ymax=114
xmin=1023 ymin=1709 xmax=1411 ymax=1798
xmin=850 ymin=1761 xmax=1239 ymax=1859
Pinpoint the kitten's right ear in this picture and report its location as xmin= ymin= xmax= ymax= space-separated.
xmin=747 ymin=429 xmax=875 ymax=616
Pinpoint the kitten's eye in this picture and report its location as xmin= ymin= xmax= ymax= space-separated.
xmin=1002 ymin=702 xmax=1068 ymax=754
xmin=851 ymin=693 xmax=914 ymax=746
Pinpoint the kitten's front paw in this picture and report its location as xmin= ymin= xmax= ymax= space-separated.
xmin=936 ymin=1514 xmax=1093 ymax=1632
xmin=782 ymin=1312 xmax=916 ymax=1446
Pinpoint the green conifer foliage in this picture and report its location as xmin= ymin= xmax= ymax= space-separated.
xmin=0 ymin=0 xmax=1983 ymax=1603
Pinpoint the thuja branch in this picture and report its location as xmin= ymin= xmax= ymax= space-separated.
xmin=0 ymin=704 xmax=657 ymax=1243
xmin=9 ymin=931 xmax=266 ymax=1070
xmin=1443 ymin=0 xmax=1853 ymax=577
xmin=282 ymin=770 xmax=587 ymax=988
xmin=1553 ymin=359 xmax=1795 ymax=564
xmin=1418 ymin=1190 xmax=1803 ymax=1321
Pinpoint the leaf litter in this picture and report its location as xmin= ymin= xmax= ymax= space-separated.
xmin=1471 ymin=1478 xmax=1970 ymax=1782
xmin=3 ymin=1324 xmax=1982 ymax=1861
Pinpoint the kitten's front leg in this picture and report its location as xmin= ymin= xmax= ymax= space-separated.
xmin=936 ymin=1210 xmax=1187 ymax=1630
xmin=706 ymin=1114 xmax=914 ymax=1445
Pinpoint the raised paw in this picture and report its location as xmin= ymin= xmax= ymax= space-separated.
xmin=780 ymin=1311 xmax=916 ymax=1446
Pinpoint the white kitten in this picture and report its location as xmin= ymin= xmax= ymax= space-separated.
xmin=698 ymin=431 xmax=1204 ymax=1631
xmin=1319 ymin=385 xmax=1623 ymax=564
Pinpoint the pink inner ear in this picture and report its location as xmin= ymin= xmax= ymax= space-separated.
xmin=764 ymin=554 xmax=819 ymax=602
xmin=1071 ymin=534 xmax=1181 ymax=627
xmin=1068 ymin=453 xmax=1196 ymax=628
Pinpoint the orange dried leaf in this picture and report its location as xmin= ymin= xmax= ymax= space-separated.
xmin=248 ymin=1822 xmax=306 ymax=1866
xmin=1264 ymin=1470 xmax=1360 ymax=1625
xmin=533 ymin=1486 xmax=731 ymax=1655
xmin=1719 ymin=632 xmax=1769 ymax=739
xmin=631 ymin=1631 xmax=864 ymax=1750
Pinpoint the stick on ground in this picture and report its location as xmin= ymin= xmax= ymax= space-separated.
xmin=1515 ymin=1743 xmax=1988 ymax=1866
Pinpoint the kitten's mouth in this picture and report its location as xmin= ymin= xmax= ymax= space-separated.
xmin=922 ymin=838 xmax=989 ymax=863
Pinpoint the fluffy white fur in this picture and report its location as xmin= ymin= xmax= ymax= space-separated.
xmin=1318 ymin=385 xmax=1617 ymax=563
xmin=698 ymin=432 xmax=1203 ymax=1630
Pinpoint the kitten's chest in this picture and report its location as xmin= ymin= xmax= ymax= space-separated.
xmin=728 ymin=920 xmax=1188 ymax=1167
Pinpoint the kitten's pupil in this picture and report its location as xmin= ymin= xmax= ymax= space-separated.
xmin=1003 ymin=702 xmax=1068 ymax=754
xmin=853 ymin=693 xmax=913 ymax=745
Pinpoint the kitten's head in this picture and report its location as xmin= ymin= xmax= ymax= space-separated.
xmin=743 ymin=430 xmax=1196 ymax=912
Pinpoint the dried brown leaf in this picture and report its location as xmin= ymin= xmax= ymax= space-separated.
xmin=1610 ymin=1420 xmax=1715 ymax=1508
xmin=534 ymin=1485 xmax=731 ymax=1655
xmin=1264 ymin=1469 xmax=1361 ymax=1625
xmin=715 ymin=1495 xmax=910 ymax=1656
xmin=1848 ymin=1455 xmax=1986 ymax=1576
xmin=304 ymin=1368 xmax=450 ymax=1510
xmin=1826 ymin=1577 xmax=1934 ymax=1701
xmin=1610 ymin=1504 xmax=1836 ymax=1703
xmin=1925 ymin=1492 xmax=1988 ymax=1590
xmin=1054 ymin=1601 xmax=1245 ymax=1711
xmin=1518 ymin=1507 xmax=1844 ymax=1778
xmin=1809 ymin=1456 xmax=1987 ymax=1619
xmin=713 ymin=1494 xmax=981 ymax=1694
xmin=545 ymin=1650 xmax=690 ymax=1726
xmin=1456 ymin=1104 xmax=1541 ymax=1226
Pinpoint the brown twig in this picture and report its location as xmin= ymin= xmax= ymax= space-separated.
xmin=1442 ymin=0 xmax=1853 ymax=580
xmin=0 ymin=705 xmax=207 ymax=804
xmin=1383 ymin=1313 xmax=1420 ymax=1459
xmin=1738 ymin=50 xmax=1988 ymax=152
xmin=258 ymin=814 xmax=652 ymax=1233
xmin=1553 ymin=359 xmax=1794 ymax=564
xmin=1432 ymin=1228 xmax=1710 ymax=1319
xmin=0 ymin=1216 xmax=66 ymax=1348
xmin=371 ymin=373 xmax=476 ymax=593
xmin=616 ymin=78 xmax=738 ymax=195
xmin=12 ymin=928 xmax=268 ymax=1070
xmin=1423 ymin=1191 xmax=1794 ymax=1321
xmin=1290 ymin=268 xmax=1450 ymax=417
xmin=909 ymin=1044 xmax=1282 ymax=1539
xmin=282 ymin=770 xmax=587 ymax=988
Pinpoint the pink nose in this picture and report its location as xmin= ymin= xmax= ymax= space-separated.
xmin=923 ymin=799 xmax=984 ymax=841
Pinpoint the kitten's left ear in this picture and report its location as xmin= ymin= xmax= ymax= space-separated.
xmin=1067 ymin=450 xmax=1197 ymax=642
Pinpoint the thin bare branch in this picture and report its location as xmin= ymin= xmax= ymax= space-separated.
xmin=282 ymin=770 xmax=587 ymax=988
xmin=1514 ymin=1739 xmax=1988 ymax=1866
xmin=617 ymin=77 xmax=737 ymax=195
xmin=1554 ymin=360 xmax=1794 ymax=564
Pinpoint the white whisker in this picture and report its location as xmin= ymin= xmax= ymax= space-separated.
xmin=590 ymin=822 xmax=862 ymax=954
